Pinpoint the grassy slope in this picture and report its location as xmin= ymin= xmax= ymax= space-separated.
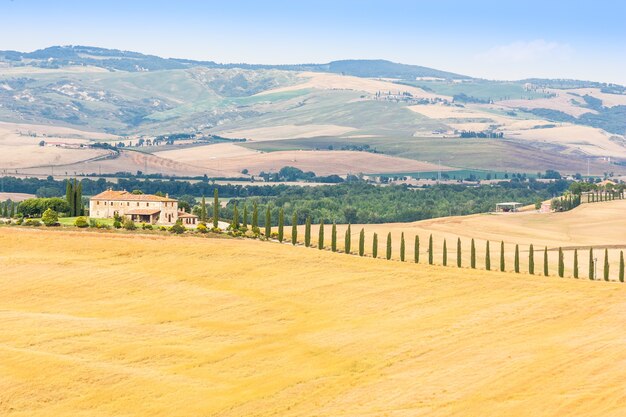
xmin=1 ymin=227 xmax=626 ymax=416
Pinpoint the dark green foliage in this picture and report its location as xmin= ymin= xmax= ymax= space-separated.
xmin=500 ymin=241 xmax=505 ymax=272
xmin=291 ymin=212 xmax=298 ymax=245
xmin=64 ymin=178 xmax=83 ymax=216
xmin=544 ymin=246 xmax=549 ymax=276
xmin=372 ymin=233 xmax=378 ymax=259
xmin=604 ymin=248 xmax=610 ymax=281
xmin=318 ymin=220 xmax=325 ymax=249
xmin=170 ymin=220 xmax=185 ymax=234
xmin=485 ymin=241 xmax=490 ymax=271
xmin=345 ymin=224 xmax=351 ymax=254
xmin=619 ymin=251 xmax=624 ymax=283
xmin=265 ymin=205 xmax=272 ymax=238
xmin=252 ymin=201 xmax=259 ymax=230
xmin=443 ymin=239 xmax=447 ymax=266
xmin=231 ymin=203 xmax=239 ymax=230
xmin=457 ymin=238 xmax=461 ymax=267
xmin=415 ymin=236 xmax=420 ymax=263
xmin=470 ymin=238 xmax=476 ymax=269
xmin=331 ymin=222 xmax=337 ymax=252
xmin=386 ymin=232 xmax=392 ymax=260
xmin=200 ymin=196 xmax=207 ymax=222
xmin=429 ymin=234 xmax=434 ymax=265
xmin=589 ymin=248 xmax=594 ymax=280
xmin=16 ymin=198 xmax=69 ymax=217
xmin=242 ymin=204 xmax=248 ymax=229
xmin=277 ymin=208 xmax=284 ymax=243
xmin=400 ymin=232 xmax=405 ymax=262
xmin=558 ymin=247 xmax=564 ymax=277
xmin=359 ymin=228 xmax=365 ymax=256
xmin=305 ymin=216 xmax=311 ymax=247
xmin=514 ymin=244 xmax=520 ymax=273
xmin=529 ymin=244 xmax=534 ymax=275
xmin=573 ymin=249 xmax=578 ymax=278
xmin=213 ymin=188 xmax=219 ymax=228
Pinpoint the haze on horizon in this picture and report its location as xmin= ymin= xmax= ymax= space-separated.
xmin=1 ymin=0 xmax=625 ymax=84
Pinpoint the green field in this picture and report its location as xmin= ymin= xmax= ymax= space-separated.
xmin=398 ymin=79 xmax=551 ymax=101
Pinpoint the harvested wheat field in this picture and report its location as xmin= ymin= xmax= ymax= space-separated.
xmin=1 ymin=227 xmax=626 ymax=416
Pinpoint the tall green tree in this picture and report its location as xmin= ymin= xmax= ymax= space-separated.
xmin=573 ymin=249 xmax=578 ymax=278
xmin=305 ymin=216 xmax=311 ymax=247
xmin=386 ymin=232 xmax=392 ymax=260
xmin=485 ymin=241 xmax=491 ymax=271
xmin=213 ymin=188 xmax=219 ymax=228
xmin=558 ymin=247 xmax=564 ymax=277
xmin=344 ymin=224 xmax=351 ymax=254
xmin=359 ymin=228 xmax=365 ymax=256
xmin=400 ymin=232 xmax=405 ymax=262
xmin=457 ymin=238 xmax=462 ymax=268
xmin=603 ymin=248 xmax=610 ymax=281
xmin=277 ymin=208 xmax=284 ymax=243
xmin=231 ymin=203 xmax=239 ymax=230
xmin=529 ymin=244 xmax=535 ymax=275
xmin=443 ymin=239 xmax=448 ymax=266
xmin=65 ymin=180 xmax=72 ymax=216
xmin=265 ymin=205 xmax=272 ymax=239
xmin=372 ymin=233 xmax=378 ymax=259
xmin=331 ymin=222 xmax=337 ymax=252
xmin=415 ymin=236 xmax=420 ymax=263
xmin=589 ymin=248 xmax=594 ymax=280
xmin=242 ymin=204 xmax=248 ymax=229
xmin=252 ymin=201 xmax=259 ymax=231
xmin=544 ymin=246 xmax=549 ymax=276
xmin=429 ymin=234 xmax=434 ymax=265
xmin=200 ymin=196 xmax=207 ymax=222
xmin=318 ymin=220 xmax=325 ymax=249
xmin=291 ymin=212 xmax=298 ymax=245
xmin=619 ymin=251 xmax=624 ymax=283
xmin=470 ymin=238 xmax=476 ymax=269
xmin=500 ymin=241 xmax=505 ymax=272
xmin=514 ymin=244 xmax=520 ymax=273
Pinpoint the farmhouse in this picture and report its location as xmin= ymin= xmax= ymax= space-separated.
xmin=89 ymin=189 xmax=179 ymax=225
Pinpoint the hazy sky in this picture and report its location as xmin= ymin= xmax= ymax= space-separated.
xmin=1 ymin=0 xmax=625 ymax=84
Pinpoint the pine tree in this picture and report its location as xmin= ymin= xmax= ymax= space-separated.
xmin=589 ymin=248 xmax=594 ymax=280
xmin=252 ymin=201 xmax=259 ymax=230
xmin=470 ymin=238 xmax=476 ymax=269
xmin=429 ymin=234 xmax=434 ymax=265
xmin=415 ymin=235 xmax=420 ymax=263
xmin=331 ymin=222 xmax=337 ymax=252
xmin=242 ymin=204 xmax=248 ymax=229
xmin=400 ymin=232 xmax=405 ymax=262
xmin=305 ymin=216 xmax=311 ymax=247
xmin=200 ymin=196 xmax=207 ymax=222
xmin=500 ymin=241 xmax=505 ymax=272
xmin=213 ymin=188 xmax=219 ymax=228
xmin=291 ymin=212 xmax=298 ymax=245
xmin=345 ymin=224 xmax=351 ymax=254
xmin=544 ymin=246 xmax=549 ymax=276
xmin=603 ymin=248 xmax=609 ymax=281
xmin=265 ymin=206 xmax=272 ymax=239
xmin=529 ymin=244 xmax=535 ymax=275
xmin=514 ymin=244 xmax=520 ymax=273
xmin=619 ymin=251 xmax=624 ymax=283
xmin=443 ymin=239 xmax=448 ymax=266
xmin=573 ymin=249 xmax=578 ymax=278
xmin=558 ymin=247 xmax=564 ymax=277
xmin=277 ymin=208 xmax=284 ymax=243
xmin=372 ymin=233 xmax=378 ymax=259
xmin=232 ymin=203 xmax=239 ymax=230
xmin=457 ymin=238 xmax=461 ymax=268
xmin=485 ymin=241 xmax=491 ymax=271
xmin=386 ymin=232 xmax=392 ymax=260
xmin=359 ymin=228 xmax=365 ymax=256
xmin=318 ymin=220 xmax=325 ymax=249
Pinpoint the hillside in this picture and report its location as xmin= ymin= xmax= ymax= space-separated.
xmin=1 ymin=227 xmax=625 ymax=416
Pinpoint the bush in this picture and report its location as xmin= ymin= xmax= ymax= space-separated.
xmin=74 ymin=217 xmax=89 ymax=228
xmin=23 ymin=219 xmax=42 ymax=227
xmin=123 ymin=219 xmax=137 ymax=230
xmin=141 ymin=223 xmax=153 ymax=230
xmin=159 ymin=226 xmax=167 ymax=231
xmin=89 ymin=218 xmax=98 ymax=228
xmin=113 ymin=220 xmax=122 ymax=229
xmin=196 ymin=223 xmax=208 ymax=233
xmin=169 ymin=221 xmax=185 ymax=234
xmin=15 ymin=217 xmax=24 ymax=225
xmin=41 ymin=208 xmax=59 ymax=227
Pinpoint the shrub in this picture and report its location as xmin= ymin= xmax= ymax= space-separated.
xmin=113 ymin=220 xmax=122 ymax=229
xmin=169 ymin=221 xmax=186 ymax=234
xmin=24 ymin=219 xmax=42 ymax=227
xmin=160 ymin=226 xmax=168 ymax=231
xmin=89 ymin=218 xmax=98 ymax=228
xmin=197 ymin=223 xmax=208 ymax=233
xmin=15 ymin=217 xmax=24 ymax=225
xmin=74 ymin=216 xmax=89 ymax=228
xmin=123 ymin=218 xmax=137 ymax=230
xmin=143 ymin=223 xmax=153 ymax=230
xmin=41 ymin=208 xmax=59 ymax=227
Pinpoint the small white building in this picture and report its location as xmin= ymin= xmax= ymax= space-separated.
xmin=89 ymin=189 xmax=179 ymax=225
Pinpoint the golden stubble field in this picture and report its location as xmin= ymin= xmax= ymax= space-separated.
xmin=1 ymin=227 xmax=626 ymax=416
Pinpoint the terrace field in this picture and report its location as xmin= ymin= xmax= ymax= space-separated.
xmin=1 ymin=226 xmax=626 ymax=416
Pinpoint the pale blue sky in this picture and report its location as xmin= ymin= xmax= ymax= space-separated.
xmin=1 ymin=0 xmax=625 ymax=83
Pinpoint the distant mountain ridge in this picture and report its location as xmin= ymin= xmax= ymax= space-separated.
xmin=0 ymin=45 xmax=469 ymax=80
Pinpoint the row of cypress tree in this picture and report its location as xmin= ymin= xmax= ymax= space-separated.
xmin=0 ymin=200 xmax=16 ymax=218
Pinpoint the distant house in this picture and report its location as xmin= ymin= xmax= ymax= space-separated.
xmin=178 ymin=211 xmax=198 ymax=226
xmin=495 ymin=202 xmax=523 ymax=213
xmin=89 ymin=189 xmax=179 ymax=225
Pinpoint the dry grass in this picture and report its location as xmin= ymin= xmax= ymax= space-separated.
xmin=1 ymin=227 xmax=626 ymax=416
xmin=215 ymin=124 xmax=357 ymax=141
xmin=0 ymin=192 xmax=35 ymax=202
xmin=497 ymin=89 xmax=596 ymax=118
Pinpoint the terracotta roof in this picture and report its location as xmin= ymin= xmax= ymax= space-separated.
xmin=177 ymin=211 xmax=198 ymax=218
xmin=90 ymin=190 xmax=177 ymax=202
xmin=126 ymin=208 xmax=162 ymax=215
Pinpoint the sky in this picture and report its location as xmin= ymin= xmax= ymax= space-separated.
xmin=1 ymin=0 xmax=625 ymax=84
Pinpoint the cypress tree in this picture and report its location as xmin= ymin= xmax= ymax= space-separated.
xmin=305 ymin=216 xmax=311 ymax=247
xmin=277 ymin=208 xmax=284 ymax=243
xmin=500 ymin=241 xmax=505 ymax=272
xmin=485 ymin=241 xmax=491 ymax=271
xmin=443 ymin=239 xmax=448 ymax=266
xmin=429 ymin=234 xmax=434 ymax=265
xmin=514 ymin=244 xmax=520 ymax=273
xmin=213 ymin=188 xmax=219 ymax=228
xmin=529 ymin=244 xmax=534 ymax=275
xmin=318 ymin=220 xmax=325 ymax=249
xmin=252 ymin=201 xmax=258 ymax=230
xmin=386 ymin=232 xmax=392 ymax=260
xmin=66 ymin=180 xmax=72 ymax=216
xmin=589 ymin=248 xmax=594 ymax=280
xmin=9 ymin=201 xmax=14 ymax=217
xmin=470 ymin=238 xmax=476 ymax=269
xmin=558 ymin=247 xmax=564 ymax=277
xmin=358 ymin=228 xmax=365 ymax=256
xmin=291 ymin=212 xmax=298 ymax=245
xmin=265 ymin=206 xmax=272 ymax=239
xmin=232 ymin=203 xmax=239 ymax=230
xmin=457 ymin=238 xmax=461 ymax=268
xmin=544 ymin=246 xmax=549 ymax=276
xmin=415 ymin=235 xmax=420 ymax=263
xmin=242 ymin=204 xmax=248 ymax=229
xmin=2 ymin=201 xmax=7 ymax=217
xmin=372 ymin=233 xmax=378 ymax=259
xmin=200 ymin=196 xmax=207 ymax=222
xmin=603 ymin=248 xmax=609 ymax=281
xmin=331 ymin=222 xmax=337 ymax=252
xmin=400 ymin=232 xmax=405 ymax=262
xmin=76 ymin=180 xmax=83 ymax=216
xmin=344 ymin=224 xmax=351 ymax=253
xmin=573 ymin=249 xmax=578 ymax=278
xmin=619 ymin=251 xmax=624 ymax=283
